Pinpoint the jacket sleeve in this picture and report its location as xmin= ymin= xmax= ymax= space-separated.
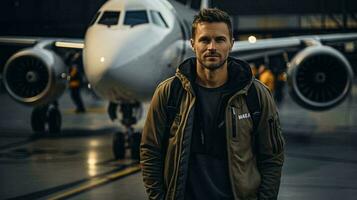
xmin=140 ymin=81 xmax=170 ymax=200
xmin=255 ymin=81 xmax=285 ymax=200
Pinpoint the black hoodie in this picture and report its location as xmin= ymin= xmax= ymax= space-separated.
xmin=179 ymin=57 xmax=253 ymax=200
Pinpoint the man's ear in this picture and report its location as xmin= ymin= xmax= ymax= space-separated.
xmin=190 ymin=38 xmax=195 ymax=51
xmin=230 ymin=38 xmax=235 ymax=51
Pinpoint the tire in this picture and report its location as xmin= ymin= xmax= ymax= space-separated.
xmin=130 ymin=132 xmax=141 ymax=161
xmin=113 ymin=132 xmax=125 ymax=160
xmin=31 ymin=107 xmax=46 ymax=133
xmin=48 ymin=108 xmax=61 ymax=134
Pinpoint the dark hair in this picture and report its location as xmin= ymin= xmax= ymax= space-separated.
xmin=192 ymin=8 xmax=233 ymax=40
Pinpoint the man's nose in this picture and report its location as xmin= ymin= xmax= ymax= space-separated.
xmin=208 ymin=41 xmax=216 ymax=50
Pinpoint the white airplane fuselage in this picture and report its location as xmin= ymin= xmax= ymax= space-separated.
xmin=83 ymin=0 xmax=194 ymax=102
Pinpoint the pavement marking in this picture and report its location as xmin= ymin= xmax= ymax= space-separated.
xmin=47 ymin=164 xmax=141 ymax=200
xmin=0 ymin=137 xmax=39 ymax=151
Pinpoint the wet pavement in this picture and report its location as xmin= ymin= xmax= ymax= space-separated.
xmin=0 ymin=84 xmax=357 ymax=200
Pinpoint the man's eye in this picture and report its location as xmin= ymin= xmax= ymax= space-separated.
xmin=200 ymin=39 xmax=209 ymax=43
xmin=216 ymin=38 xmax=226 ymax=43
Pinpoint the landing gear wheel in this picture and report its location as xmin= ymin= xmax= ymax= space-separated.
xmin=110 ymin=101 xmax=142 ymax=160
xmin=130 ymin=132 xmax=141 ymax=161
xmin=48 ymin=107 xmax=62 ymax=134
xmin=113 ymin=132 xmax=126 ymax=160
xmin=31 ymin=107 xmax=46 ymax=133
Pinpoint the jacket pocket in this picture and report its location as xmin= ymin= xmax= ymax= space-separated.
xmin=269 ymin=114 xmax=284 ymax=154
xmin=231 ymin=106 xmax=238 ymax=139
xmin=274 ymin=113 xmax=285 ymax=153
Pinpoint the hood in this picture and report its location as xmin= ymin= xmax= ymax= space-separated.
xmin=175 ymin=57 xmax=253 ymax=93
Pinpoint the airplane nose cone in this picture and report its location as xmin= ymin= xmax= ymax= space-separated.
xmin=83 ymin=25 xmax=165 ymax=101
xmin=83 ymin=27 xmax=127 ymax=87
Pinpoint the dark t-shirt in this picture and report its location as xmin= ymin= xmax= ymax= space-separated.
xmin=185 ymin=83 xmax=234 ymax=200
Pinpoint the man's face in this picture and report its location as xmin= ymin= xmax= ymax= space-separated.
xmin=191 ymin=22 xmax=233 ymax=71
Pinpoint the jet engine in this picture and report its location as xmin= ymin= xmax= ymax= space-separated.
xmin=287 ymin=45 xmax=354 ymax=111
xmin=2 ymin=48 xmax=68 ymax=106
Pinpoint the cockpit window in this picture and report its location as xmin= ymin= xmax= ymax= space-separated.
xmin=124 ymin=10 xmax=149 ymax=26
xmin=89 ymin=12 xmax=100 ymax=26
xmin=98 ymin=11 xmax=120 ymax=26
xmin=150 ymin=11 xmax=168 ymax=28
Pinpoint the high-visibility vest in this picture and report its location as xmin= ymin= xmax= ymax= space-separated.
xmin=259 ymin=69 xmax=275 ymax=92
xmin=69 ymin=66 xmax=80 ymax=88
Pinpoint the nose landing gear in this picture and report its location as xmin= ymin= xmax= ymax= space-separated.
xmin=109 ymin=102 xmax=142 ymax=160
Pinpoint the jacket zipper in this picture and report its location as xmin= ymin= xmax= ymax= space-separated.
xmin=231 ymin=107 xmax=237 ymax=138
xmin=268 ymin=118 xmax=277 ymax=153
xmin=200 ymin=129 xmax=205 ymax=145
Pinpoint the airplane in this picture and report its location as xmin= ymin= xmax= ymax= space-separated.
xmin=0 ymin=0 xmax=356 ymax=160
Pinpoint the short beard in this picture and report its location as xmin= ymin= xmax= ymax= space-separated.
xmin=197 ymin=57 xmax=227 ymax=71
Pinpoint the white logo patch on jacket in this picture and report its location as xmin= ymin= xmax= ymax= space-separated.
xmin=238 ymin=113 xmax=251 ymax=120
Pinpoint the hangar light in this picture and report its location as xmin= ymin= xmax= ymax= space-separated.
xmin=248 ymin=36 xmax=257 ymax=43
xmin=55 ymin=41 xmax=84 ymax=49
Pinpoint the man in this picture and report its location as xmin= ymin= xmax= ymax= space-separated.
xmin=141 ymin=8 xmax=284 ymax=200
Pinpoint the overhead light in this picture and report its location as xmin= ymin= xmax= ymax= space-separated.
xmin=248 ymin=36 xmax=257 ymax=43
xmin=345 ymin=42 xmax=354 ymax=52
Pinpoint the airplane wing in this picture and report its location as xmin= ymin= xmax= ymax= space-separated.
xmin=230 ymin=33 xmax=357 ymax=61
xmin=0 ymin=36 xmax=84 ymax=48
xmin=230 ymin=33 xmax=357 ymax=112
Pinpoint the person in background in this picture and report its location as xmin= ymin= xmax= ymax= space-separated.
xmin=258 ymin=64 xmax=275 ymax=92
xmin=69 ymin=52 xmax=86 ymax=113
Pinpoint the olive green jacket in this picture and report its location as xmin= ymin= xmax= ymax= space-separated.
xmin=140 ymin=57 xmax=284 ymax=200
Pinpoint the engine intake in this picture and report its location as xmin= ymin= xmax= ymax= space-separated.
xmin=287 ymin=45 xmax=354 ymax=111
xmin=2 ymin=48 xmax=68 ymax=106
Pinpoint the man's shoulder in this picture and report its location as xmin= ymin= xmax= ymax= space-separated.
xmin=253 ymin=79 xmax=269 ymax=90
xmin=153 ymin=76 xmax=178 ymax=100
xmin=251 ymin=79 xmax=279 ymax=115
xmin=252 ymin=79 xmax=274 ymax=100
xmin=157 ymin=76 xmax=176 ymax=88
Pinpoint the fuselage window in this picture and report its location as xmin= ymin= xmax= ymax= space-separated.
xmin=124 ymin=10 xmax=149 ymax=27
xmin=89 ymin=12 xmax=100 ymax=26
xmin=98 ymin=11 xmax=120 ymax=26
xmin=150 ymin=11 xmax=169 ymax=28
